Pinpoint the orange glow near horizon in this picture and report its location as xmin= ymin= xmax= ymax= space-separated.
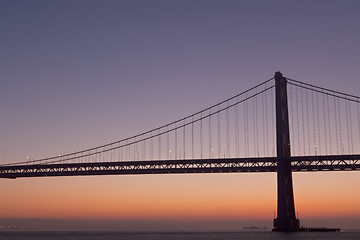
xmin=1 ymin=171 xmax=360 ymax=224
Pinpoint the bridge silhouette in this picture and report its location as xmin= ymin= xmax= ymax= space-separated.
xmin=1 ymin=72 xmax=360 ymax=231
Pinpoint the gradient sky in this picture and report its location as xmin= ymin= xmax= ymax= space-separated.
xmin=1 ymin=0 xmax=360 ymax=230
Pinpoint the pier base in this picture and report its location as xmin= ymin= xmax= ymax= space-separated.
xmin=273 ymin=218 xmax=300 ymax=231
xmin=272 ymin=226 xmax=340 ymax=232
xmin=299 ymin=227 xmax=340 ymax=232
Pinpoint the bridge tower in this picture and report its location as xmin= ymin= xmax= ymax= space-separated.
xmin=273 ymin=72 xmax=300 ymax=231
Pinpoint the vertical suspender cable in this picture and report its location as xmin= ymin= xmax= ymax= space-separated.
xmin=244 ymin=93 xmax=248 ymax=157
xmin=305 ymin=89 xmax=311 ymax=154
xmin=218 ymin=105 xmax=221 ymax=158
xmin=295 ymin=85 xmax=300 ymax=155
xmin=358 ymin=103 xmax=360 ymax=153
xmin=271 ymin=87 xmax=275 ymax=157
xmin=235 ymin=97 xmax=240 ymax=157
xmin=183 ymin=119 xmax=186 ymax=159
xmin=265 ymin=83 xmax=269 ymax=156
xmin=253 ymin=93 xmax=256 ymax=157
xmin=167 ymin=126 xmax=169 ymax=160
xmin=158 ymin=129 xmax=161 ymax=160
xmin=192 ymin=117 xmax=194 ymax=159
xmin=133 ymin=138 xmax=135 ymax=161
xmin=301 ymin=85 xmax=306 ymax=155
xmin=348 ymin=100 xmax=354 ymax=154
xmin=209 ymin=109 xmax=212 ymax=158
xmin=289 ymin=84 xmax=295 ymax=155
xmin=316 ymin=91 xmax=321 ymax=155
xmin=136 ymin=141 xmax=139 ymax=161
xmin=226 ymin=101 xmax=230 ymax=157
xmin=255 ymin=91 xmax=259 ymax=157
xmin=345 ymin=99 xmax=350 ymax=154
xmin=337 ymin=97 xmax=344 ymax=154
xmin=311 ymin=89 xmax=317 ymax=155
xmin=142 ymin=139 xmax=145 ymax=161
xmin=121 ymin=143 xmax=123 ymax=161
xmin=327 ymin=95 xmax=332 ymax=154
xmin=262 ymin=85 xmax=266 ymax=157
xmin=334 ymin=95 xmax=339 ymax=154
xmin=150 ymin=133 xmax=153 ymax=160
xmin=200 ymin=112 xmax=203 ymax=159
xmin=175 ymin=127 xmax=177 ymax=160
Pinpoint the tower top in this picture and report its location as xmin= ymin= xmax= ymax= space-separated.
xmin=274 ymin=71 xmax=283 ymax=79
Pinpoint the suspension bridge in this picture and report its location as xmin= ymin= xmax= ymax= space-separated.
xmin=1 ymin=72 xmax=360 ymax=231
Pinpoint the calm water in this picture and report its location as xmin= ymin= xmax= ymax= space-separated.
xmin=0 ymin=230 xmax=360 ymax=240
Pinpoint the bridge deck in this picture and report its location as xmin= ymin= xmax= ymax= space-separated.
xmin=1 ymin=155 xmax=359 ymax=179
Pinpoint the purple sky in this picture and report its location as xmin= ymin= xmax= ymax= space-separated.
xmin=1 ymin=0 xmax=360 ymax=229
xmin=2 ymin=0 xmax=360 ymax=162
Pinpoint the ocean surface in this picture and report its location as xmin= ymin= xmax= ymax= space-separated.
xmin=0 ymin=230 xmax=360 ymax=240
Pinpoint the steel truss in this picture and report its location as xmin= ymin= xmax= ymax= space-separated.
xmin=291 ymin=155 xmax=360 ymax=171
xmin=1 ymin=155 xmax=359 ymax=179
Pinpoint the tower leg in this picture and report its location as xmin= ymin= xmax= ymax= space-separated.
xmin=273 ymin=72 xmax=300 ymax=231
xmin=273 ymin=156 xmax=300 ymax=231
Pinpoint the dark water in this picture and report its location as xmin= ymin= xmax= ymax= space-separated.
xmin=0 ymin=230 xmax=360 ymax=240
